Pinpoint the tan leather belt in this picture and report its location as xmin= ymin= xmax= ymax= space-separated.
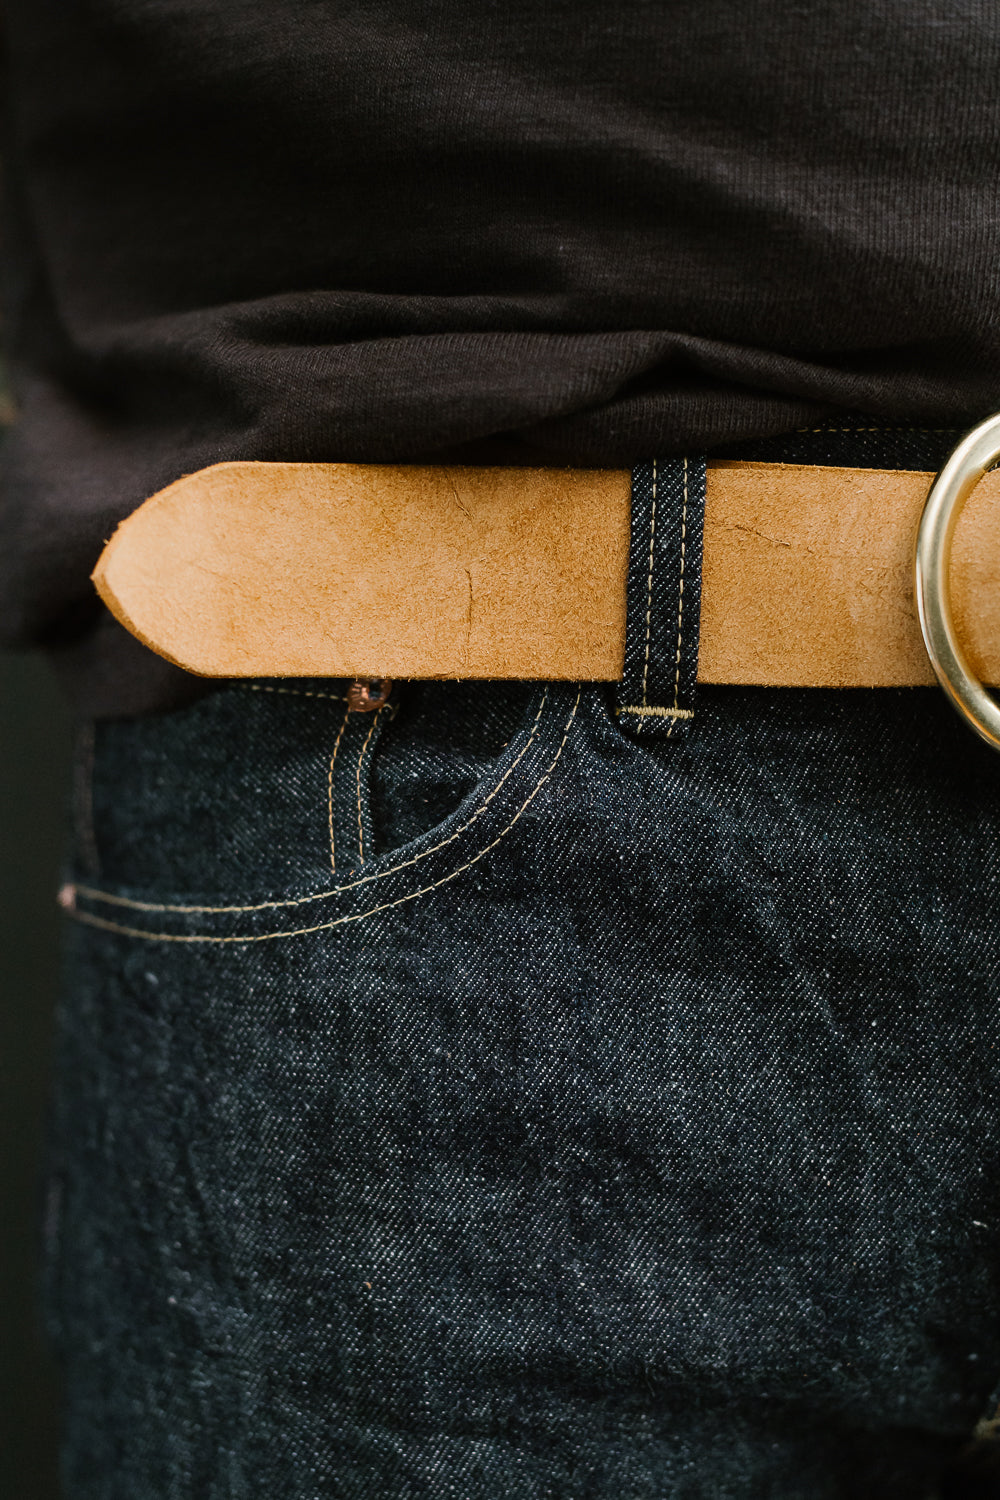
xmin=93 ymin=458 xmax=1000 ymax=687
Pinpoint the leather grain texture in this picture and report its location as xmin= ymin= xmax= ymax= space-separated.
xmin=92 ymin=460 xmax=1000 ymax=686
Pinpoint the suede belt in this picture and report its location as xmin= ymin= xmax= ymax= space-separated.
xmin=93 ymin=459 xmax=1000 ymax=688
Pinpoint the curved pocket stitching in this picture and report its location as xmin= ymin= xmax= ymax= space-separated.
xmin=72 ymin=686 xmax=556 ymax=916
xmin=67 ymin=689 xmax=580 ymax=945
xmin=75 ymin=687 xmax=551 ymax=914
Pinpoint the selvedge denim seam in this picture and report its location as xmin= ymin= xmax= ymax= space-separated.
xmin=67 ymin=685 xmax=582 ymax=943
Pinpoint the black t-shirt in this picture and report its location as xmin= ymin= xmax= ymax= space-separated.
xmin=1 ymin=1 xmax=998 ymax=713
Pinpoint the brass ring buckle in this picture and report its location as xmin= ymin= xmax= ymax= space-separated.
xmin=915 ymin=412 xmax=1000 ymax=751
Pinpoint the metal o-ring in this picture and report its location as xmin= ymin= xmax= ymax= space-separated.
xmin=915 ymin=412 xmax=1000 ymax=752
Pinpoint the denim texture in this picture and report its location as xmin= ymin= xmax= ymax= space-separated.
xmin=48 ymin=426 xmax=1000 ymax=1497
xmin=616 ymin=457 xmax=706 ymax=741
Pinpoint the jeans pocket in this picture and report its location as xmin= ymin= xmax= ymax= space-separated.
xmin=363 ymin=681 xmax=535 ymax=863
xmin=71 ymin=681 xmax=583 ymax=942
xmin=325 ymin=681 xmax=539 ymax=873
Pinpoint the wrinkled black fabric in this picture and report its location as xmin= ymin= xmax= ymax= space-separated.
xmin=2 ymin=1 xmax=1000 ymax=712
xmin=47 ymin=430 xmax=1000 ymax=1497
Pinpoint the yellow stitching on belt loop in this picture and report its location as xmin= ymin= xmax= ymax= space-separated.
xmin=666 ymin=456 xmax=689 ymax=739
xmin=72 ymin=689 xmax=552 ymax=915
xmin=327 ymin=705 xmax=351 ymax=873
xmin=65 ymin=691 xmax=581 ymax=945
xmin=639 ymin=459 xmax=658 ymax=707
xmin=355 ymin=706 xmax=383 ymax=865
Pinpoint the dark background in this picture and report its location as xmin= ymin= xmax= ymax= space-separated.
xmin=1 ymin=650 xmax=70 ymax=1498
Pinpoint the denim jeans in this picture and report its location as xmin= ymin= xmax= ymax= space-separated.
xmin=48 ymin=428 xmax=1000 ymax=1497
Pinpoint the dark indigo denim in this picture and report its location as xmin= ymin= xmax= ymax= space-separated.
xmin=48 ymin=427 xmax=1000 ymax=1498
xmin=616 ymin=457 xmax=706 ymax=741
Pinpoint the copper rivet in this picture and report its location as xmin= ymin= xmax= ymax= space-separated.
xmin=347 ymin=678 xmax=393 ymax=713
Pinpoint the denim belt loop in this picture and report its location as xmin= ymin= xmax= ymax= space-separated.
xmin=615 ymin=456 xmax=707 ymax=739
